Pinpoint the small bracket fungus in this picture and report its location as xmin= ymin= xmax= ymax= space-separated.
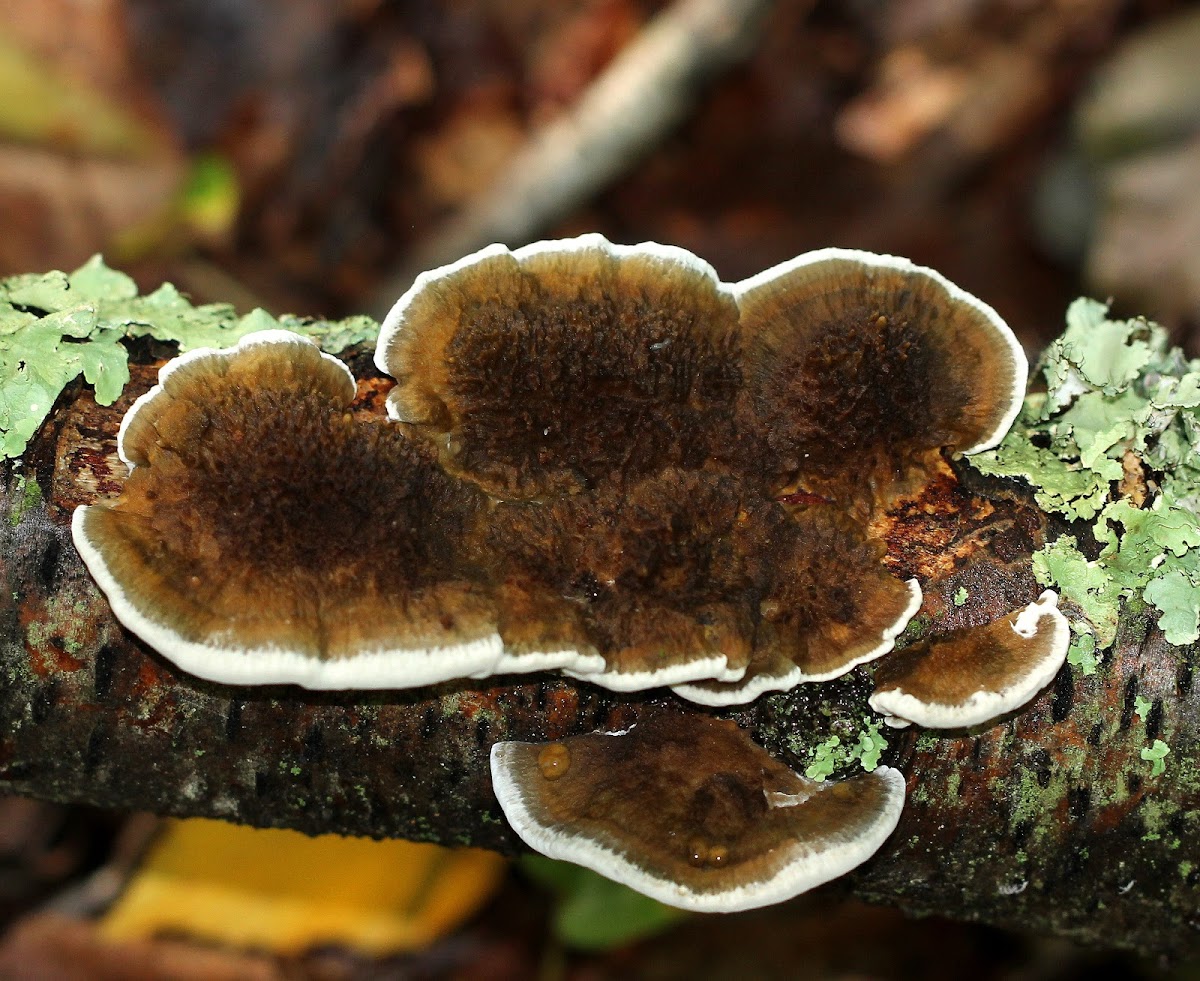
xmin=490 ymin=712 xmax=906 ymax=912
xmin=376 ymin=235 xmax=743 ymax=500
xmin=734 ymin=248 xmax=1027 ymax=501
xmin=868 ymin=591 xmax=1070 ymax=729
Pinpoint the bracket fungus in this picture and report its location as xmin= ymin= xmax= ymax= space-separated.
xmin=375 ymin=235 xmax=743 ymax=500
xmin=490 ymin=712 xmax=906 ymax=912
xmin=71 ymin=236 xmax=1056 ymax=719
xmin=734 ymin=248 xmax=1027 ymax=504
xmin=869 ymin=591 xmax=1071 ymax=729
xmin=71 ymin=329 xmax=589 ymax=689
xmin=66 ymin=236 xmax=1075 ymax=912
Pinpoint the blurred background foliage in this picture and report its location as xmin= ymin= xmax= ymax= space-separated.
xmin=2 ymin=0 xmax=1199 ymax=977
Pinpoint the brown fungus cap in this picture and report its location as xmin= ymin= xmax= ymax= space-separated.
xmin=73 ymin=331 xmax=533 ymax=689
xmin=485 ymin=474 xmax=920 ymax=698
xmin=868 ymin=590 xmax=1070 ymax=729
xmin=671 ymin=507 xmax=922 ymax=706
xmin=485 ymin=470 xmax=758 ymax=689
xmin=375 ymin=235 xmax=743 ymax=499
xmin=490 ymin=712 xmax=906 ymax=912
xmin=733 ymin=249 xmax=1026 ymax=501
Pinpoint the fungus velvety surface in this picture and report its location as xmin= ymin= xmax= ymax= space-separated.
xmin=869 ymin=590 xmax=1071 ymax=729
xmin=375 ymin=235 xmax=744 ymax=500
xmin=72 ymin=331 xmax=534 ymax=689
xmin=490 ymin=712 xmax=906 ymax=912
xmin=486 ymin=470 xmax=920 ymax=695
xmin=735 ymin=249 xmax=1026 ymax=503
xmin=72 ymin=237 xmax=1048 ymax=715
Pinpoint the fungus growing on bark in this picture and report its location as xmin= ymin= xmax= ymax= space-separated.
xmin=72 ymin=330 xmax=608 ymax=688
xmin=73 ymin=239 xmax=1036 ymax=713
xmin=375 ymin=234 xmax=743 ymax=499
xmin=868 ymin=591 xmax=1070 ymax=729
xmin=490 ymin=712 xmax=906 ymax=912
xmin=734 ymin=249 xmax=1027 ymax=502
xmin=483 ymin=473 xmax=921 ymax=697
xmin=668 ymin=507 xmax=922 ymax=706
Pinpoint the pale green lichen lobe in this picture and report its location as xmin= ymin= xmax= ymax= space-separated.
xmin=804 ymin=719 xmax=888 ymax=780
xmin=972 ymin=298 xmax=1200 ymax=648
xmin=1141 ymin=739 xmax=1170 ymax=777
xmin=0 ymin=256 xmax=379 ymax=460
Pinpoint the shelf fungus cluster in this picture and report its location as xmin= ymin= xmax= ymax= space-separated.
xmin=490 ymin=711 xmax=906 ymax=912
xmin=72 ymin=235 xmax=1072 ymax=911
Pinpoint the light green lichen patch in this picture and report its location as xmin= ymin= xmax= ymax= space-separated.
xmin=953 ymin=586 xmax=969 ymax=606
xmin=1141 ymin=738 xmax=1170 ymax=777
xmin=1134 ymin=695 xmax=1153 ymax=721
xmin=971 ymin=298 xmax=1200 ymax=648
xmin=0 ymin=256 xmax=379 ymax=460
xmin=1065 ymin=630 xmax=1100 ymax=676
xmin=804 ymin=719 xmax=888 ymax=780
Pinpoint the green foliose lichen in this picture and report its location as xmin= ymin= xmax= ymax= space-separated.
xmin=971 ymin=298 xmax=1200 ymax=649
xmin=1141 ymin=738 xmax=1171 ymax=777
xmin=804 ymin=718 xmax=888 ymax=780
xmin=0 ymin=256 xmax=379 ymax=460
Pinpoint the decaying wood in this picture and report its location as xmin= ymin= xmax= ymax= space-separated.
xmin=2 ymin=346 xmax=1198 ymax=961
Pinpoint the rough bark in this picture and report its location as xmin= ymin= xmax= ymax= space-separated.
xmin=2 ymin=346 xmax=1197 ymax=961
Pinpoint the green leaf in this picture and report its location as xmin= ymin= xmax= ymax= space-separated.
xmin=520 ymin=857 xmax=687 ymax=951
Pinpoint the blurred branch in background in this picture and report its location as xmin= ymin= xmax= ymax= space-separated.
xmin=369 ymin=0 xmax=782 ymax=317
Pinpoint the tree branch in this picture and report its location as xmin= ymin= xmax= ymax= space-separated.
xmin=3 ymin=348 xmax=1197 ymax=961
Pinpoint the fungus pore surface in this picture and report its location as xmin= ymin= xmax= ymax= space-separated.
xmin=490 ymin=712 xmax=906 ymax=912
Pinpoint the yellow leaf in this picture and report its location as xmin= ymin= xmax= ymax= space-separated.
xmin=101 ymin=819 xmax=507 ymax=956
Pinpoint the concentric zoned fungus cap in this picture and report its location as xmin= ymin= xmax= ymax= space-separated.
xmin=490 ymin=712 xmax=906 ymax=912
xmin=375 ymin=234 xmax=742 ymax=499
xmin=486 ymin=474 xmax=919 ymax=696
xmin=734 ymin=249 xmax=1027 ymax=500
xmin=485 ymin=470 xmax=754 ymax=689
xmin=671 ymin=508 xmax=922 ymax=706
xmin=72 ymin=330 xmax=533 ymax=689
xmin=869 ymin=590 xmax=1070 ymax=729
